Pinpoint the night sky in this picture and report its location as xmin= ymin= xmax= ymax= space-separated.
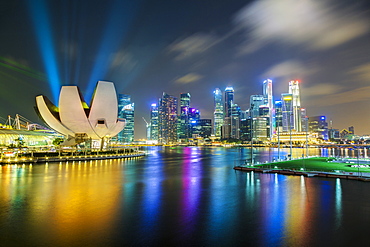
xmin=0 ymin=0 xmax=369 ymax=139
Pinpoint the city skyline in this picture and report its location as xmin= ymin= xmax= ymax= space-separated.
xmin=0 ymin=0 xmax=369 ymax=139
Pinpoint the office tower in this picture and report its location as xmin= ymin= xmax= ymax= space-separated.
xmin=117 ymin=94 xmax=134 ymax=143
xmin=301 ymin=108 xmax=307 ymax=131
xmin=263 ymin=79 xmax=274 ymax=136
xmin=288 ymin=80 xmax=302 ymax=131
xmin=329 ymin=129 xmax=340 ymax=140
xmin=199 ymin=119 xmax=212 ymax=138
xmin=222 ymin=86 xmax=234 ymax=139
xmin=230 ymin=104 xmax=241 ymax=139
xmin=213 ymin=88 xmax=223 ymax=138
xmin=224 ymin=87 xmax=234 ymax=117
xmin=150 ymin=103 xmax=159 ymax=141
xmin=158 ymin=92 xmax=178 ymax=144
xmin=249 ymin=95 xmax=264 ymax=118
xmin=275 ymin=100 xmax=283 ymax=134
xmin=253 ymin=117 xmax=269 ymax=140
xmin=179 ymin=93 xmax=191 ymax=140
xmin=188 ymin=108 xmax=201 ymax=138
xmin=308 ymin=116 xmax=328 ymax=140
xmin=348 ymin=126 xmax=355 ymax=135
xmin=281 ymin=93 xmax=293 ymax=132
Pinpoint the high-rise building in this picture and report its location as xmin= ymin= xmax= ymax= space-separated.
xmin=117 ymin=94 xmax=134 ymax=143
xmin=179 ymin=93 xmax=191 ymax=140
xmin=189 ymin=108 xmax=201 ymax=138
xmin=213 ymin=88 xmax=223 ymax=138
xmin=224 ymin=87 xmax=234 ymax=118
xmin=230 ymin=104 xmax=241 ymax=139
xmin=250 ymin=95 xmax=264 ymax=118
xmin=158 ymin=92 xmax=178 ymax=144
xmin=263 ymin=79 xmax=274 ymax=137
xmin=281 ymin=93 xmax=293 ymax=132
xmin=301 ymin=108 xmax=307 ymax=131
xmin=275 ymin=100 xmax=283 ymax=134
xmin=199 ymin=119 xmax=212 ymax=138
xmin=288 ymin=80 xmax=302 ymax=131
xmin=222 ymin=86 xmax=234 ymax=139
xmin=308 ymin=116 xmax=328 ymax=140
xmin=348 ymin=126 xmax=355 ymax=135
xmin=150 ymin=103 xmax=158 ymax=141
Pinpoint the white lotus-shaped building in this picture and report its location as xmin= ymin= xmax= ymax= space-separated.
xmin=35 ymin=81 xmax=125 ymax=145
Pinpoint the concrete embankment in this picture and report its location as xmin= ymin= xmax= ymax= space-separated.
xmin=233 ymin=166 xmax=370 ymax=182
xmin=0 ymin=152 xmax=145 ymax=164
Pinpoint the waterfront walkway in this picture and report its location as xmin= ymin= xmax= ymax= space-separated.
xmin=0 ymin=151 xmax=145 ymax=164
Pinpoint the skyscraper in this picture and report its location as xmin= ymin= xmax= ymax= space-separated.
xmin=150 ymin=103 xmax=158 ymax=141
xmin=308 ymin=116 xmax=328 ymax=140
xmin=281 ymin=93 xmax=293 ymax=132
xmin=250 ymin=95 xmax=264 ymax=117
xmin=224 ymin=86 xmax=234 ymax=118
xmin=223 ymin=86 xmax=234 ymax=139
xmin=179 ymin=93 xmax=191 ymax=141
xmin=288 ymin=80 xmax=302 ymax=131
xmin=213 ymin=88 xmax=223 ymax=138
xmin=188 ymin=108 xmax=200 ymax=138
xmin=158 ymin=92 xmax=178 ymax=144
xmin=117 ymin=94 xmax=134 ymax=143
xmin=263 ymin=79 xmax=274 ymax=137
xmin=275 ymin=100 xmax=283 ymax=134
xmin=230 ymin=103 xmax=241 ymax=139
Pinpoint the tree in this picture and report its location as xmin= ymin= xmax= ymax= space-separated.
xmin=52 ymin=137 xmax=64 ymax=146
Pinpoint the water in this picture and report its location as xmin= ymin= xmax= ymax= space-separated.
xmin=1 ymin=146 xmax=370 ymax=246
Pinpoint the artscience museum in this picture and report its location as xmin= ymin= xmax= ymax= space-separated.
xmin=35 ymin=81 xmax=125 ymax=147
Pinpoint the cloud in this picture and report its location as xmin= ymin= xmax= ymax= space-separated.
xmin=174 ymin=73 xmax=203 ymax=84
xmin=349 ymin=63 xmax=370 ymax=82
xmin=168 ymin=33 xmax=218 ymax=60
xmin=262 ymin=60 xmax=320 ymax=93
xmin=262 ymin=60 xmax=313 ymax=79
xmin=110 ymin=51 xmax=137 ymax=71
xmin=303 ymin=84 xmax=342 ymax=97
xmin=234 ymin=0 xmax=370 ymax=53
xmin=305 ymin=86 xmax=370 ymax=107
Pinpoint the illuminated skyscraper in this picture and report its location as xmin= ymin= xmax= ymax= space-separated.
xmin=150 ymin=103 xmax=158 ymax=141
xmin=223 ymin=86 xmax=234 ymax=139
xmin=188 ymin=108 xmax=201 ymax=138
xmin=213 ymin=88 xmax=223 ymax=138
xmin=224 ymin=86 xmax=234 ymax=118
xmin=230 ymin=104 xmax=241 ymax=139
xmin=308 ymin=116 xmax=328 ymax=140
xmin=117 ymin=94 xmax=134 ymax=143
xmin=288 ymin=80 xmax=302 ymax=131
xmin=281 ymin=93 xmax=293 ymax=132
xmin=179 ymin=93 xmax=191 ymax=141
xmin=275 ymin=100 xmax=283 ymax=133
xmin=158 ymin=92 xmax=178 ymax=144
xmin=263 ymin=79 xmax=274 ymax=137
xmin=250 ymin=95 xmax=264 ymax=117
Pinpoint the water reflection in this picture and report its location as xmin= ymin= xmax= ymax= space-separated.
xmin=0 ymin=147 xmax=369 ymax=246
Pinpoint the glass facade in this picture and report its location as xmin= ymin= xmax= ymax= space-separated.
xmin=158 ymin=92 xmax=178 ymax=144
xmin=150 ymin=103 xmax=159 ymax=141
xmin=213 ymin=88 xmax=223 ymax=138
xmin=117 ymin=94 xmax=134 ymax=143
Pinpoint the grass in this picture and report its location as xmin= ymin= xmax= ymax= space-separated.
xmin=253 ymin=157 xmax=370 ymax=173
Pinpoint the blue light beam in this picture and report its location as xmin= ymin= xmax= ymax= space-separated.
xmin=85 ymin=0 xmax=142 ymax=103
xmin=26 ymin=0 xmax=61 ymax=103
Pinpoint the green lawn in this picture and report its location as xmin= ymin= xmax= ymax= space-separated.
xmin=253 ymin=157 xmax=370 ymax=173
